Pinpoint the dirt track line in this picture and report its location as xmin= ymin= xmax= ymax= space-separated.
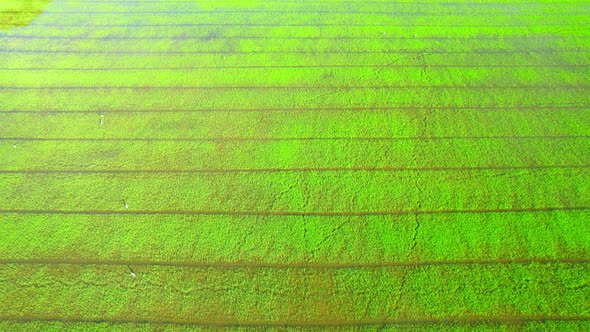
xmin=0 ymin=315 xmax=589 ymax=327
xmin=1 ymin=105 xmax=586 ymax=114
xmin=1 ymin=258 xmax=589 ymax=269
xmin=0 ymin=165 xmax=587 ymax=175
xmin=4 ymin=36 xmax=588 ymax=42
xmin=9 ymin=23 xmax=584 ymax=27
xmin=8 ymin=10 xmax=587 ymax=15
xmin=42 ymin=1 xmax=590 ymax=4
xmin=2 ymin=135 xmax=587 ymax=142
xmin=0 ymin=207 xmax=587 ymax=216
xmin=1 ymin=65 xmax=587 ymax=71
xmin=2 ymin=85 xmax=587 ymax=90
xmin=1 ymin=49 xmax=586 ymax=54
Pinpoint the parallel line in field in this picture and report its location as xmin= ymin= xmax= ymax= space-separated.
xmin=0 ymin=315 xmax=589 ymax=327
xmin=1 ymin=165 xmax=588 ymax=174
xmin=2 ymin=49 xmax=586 ymax=55
xmin=0 ymin=207 xmax=587 ymax=216
xmin=8 ymin=11 xmax=588 ymax=15
xmin=48 ymin=0 xmax=590 ymax=3
xmin=1 ymin=65 xmax=588 ymax=70
xmin=1 ymin=85 xmax=587 ymax=90
xmin=3 ymin=135 xmax=587 ymax=142
xmin=2 ymin=105 xmax=587 ymax=114
xmin=4 ymin=35 xmax=588 ymax=41
xmin=1 ymin=258 xmax=589 ymax=269
xmin=10 ymin=23 xmax=585 ymax=27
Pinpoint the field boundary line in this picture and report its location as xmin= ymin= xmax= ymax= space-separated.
xmin=0 ymin=207 xmax=587 ymax=216
xmin=2 ymin=105 xmax=587 ymax=114
xmin=0 ymin=315 xmax=589 ymax=327
xmin=0 ymin=165 xmax=588 ymax=174
xmin=6 ymin=23 xmax=585 ymax=27
xmin=1 ymin=49 xmax=587 ymax=55
xmin=1 ymin=258 xmax=589 ymax=269
xmin=1 ymin=65 xmax=588 ymax=70
xmin=2 ymin=85 xmax=588 ymax=90
xmin=44 ymin=0 xmax=590 ymax=3
xmin=8 ymin=11 xmax=588 ymax=15
xmin=2 ymin=36 xmax=589 ymax=41
xmin=2 ymin=135 xmax=588 ymax=142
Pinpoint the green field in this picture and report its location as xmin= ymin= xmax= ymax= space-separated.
xmin=1 ymin=0 xmax=589 ymax=330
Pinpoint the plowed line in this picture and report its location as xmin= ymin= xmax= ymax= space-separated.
xmin=2 ymin=85 xmax=587 ymax=90
xmin=0 ymin=315 xmax=589 ymax=327
xmin=3 ymin=36 xmax=588 ymax=41
xmin=8 ymin=23 xmax=583 ymax=27
xmin=0 ymin=165 xmax=587 ymax=174
xmin=0 ymin=207 xmax=587 ymax=216
xmin=1 ymin=49 xmax=586 ymax=54
xmin=8 ymin=11 xmax=587 ymax=15
xmin=1 ymin=65 xmax=587 ymax=70
xmin=39 ymin=1 xmax=590 ymax=4
xmin=3 ymin=136 xmax=587 ymax=142
xmin=0 ymin=258 xmax=589 ymax=269
xmin=2 ymin=105 xmax=587 ymax=113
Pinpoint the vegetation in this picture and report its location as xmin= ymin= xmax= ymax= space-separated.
xmin=0 ymin=0 xmax=50 ymax=29
xmin=0 ymin=0 xmax=588 ymax=330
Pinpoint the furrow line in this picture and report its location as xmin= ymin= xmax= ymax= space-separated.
xmin=1 ymin=258 xmax=589 ymax=269
xmin=1 ymin=85 xmax=588 ymax=90
xmin=0 ymin=165 xmax=588 ymax=174
xmin=2 ymin=105 xmax=587 ymax=113
xmin=7 ymin=11 xmax=588 ymax=15
xmin=0 ymin=315 xmax=589 ymax=327
xmin=40 ymin=1 xmax=590 ymax=4
xmin=1 ymin=65 xmax=588 ymax=70
xmin=1 ymin=49 xmax=587 ymax=55
xmin=9 ymin=23 xmax=586 ymax=27
xmin=2 ymin=135 xmax=587 ymax=142
xmin=0 ymin=207 xmax=587 ymax=216
xmin=2 ymin=36 xmax=589 ymax=41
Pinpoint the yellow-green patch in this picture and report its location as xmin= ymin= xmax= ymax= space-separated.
xmin=0 ymin=0 xmax=50 ymax=29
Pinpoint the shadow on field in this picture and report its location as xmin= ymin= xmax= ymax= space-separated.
xmin=0 ymin=0 xmax=50 ymax=30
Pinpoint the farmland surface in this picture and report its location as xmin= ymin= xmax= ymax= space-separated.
xmin=0 ymin=0 xmax=589 ymax=330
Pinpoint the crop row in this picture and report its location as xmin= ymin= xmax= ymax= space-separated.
xmin=0 ymin=169 xmax=587 ymax=211
xmin=2 ymin=88 xmax=587 ymax=111
xmin=1 ymin=320 xmax=587 ymax=331
xmin=4 ymin=25 xmax=590 ymax=39
xmin=35 ymin=0 xmax=590 ymax=14
xmin=28 ymin=1 xmax=586 ymax=16
xmin=2 ymin=108 xmax=587 ymax=137
xmin=1 ymin=210 xmax=588 ymax=265
xmin=1 ymin=52 xmax=587 ymax=69
xmin=2 ymin=67 xmax=588 ymax=88
xmin=0 ymin=262 xmax=588 ymax=323
xmin=3 ymin=12 xmax=588 ymax=25
xmin=2 ymin=138 xmax=588 ymax=171
xmin=2 ymin=36 xmax=588 ymax=52
xmin=3 ymin=25 xmax=587 ymax=43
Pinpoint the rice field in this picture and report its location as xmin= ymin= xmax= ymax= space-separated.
xmin=0 ymin=0 xmax=589 ymax=330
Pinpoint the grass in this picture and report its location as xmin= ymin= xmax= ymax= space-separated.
xmin=0 ymin=0 xmax=50 ymax=29
xmin=0 ymin=0 xmax=589 ymax=330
